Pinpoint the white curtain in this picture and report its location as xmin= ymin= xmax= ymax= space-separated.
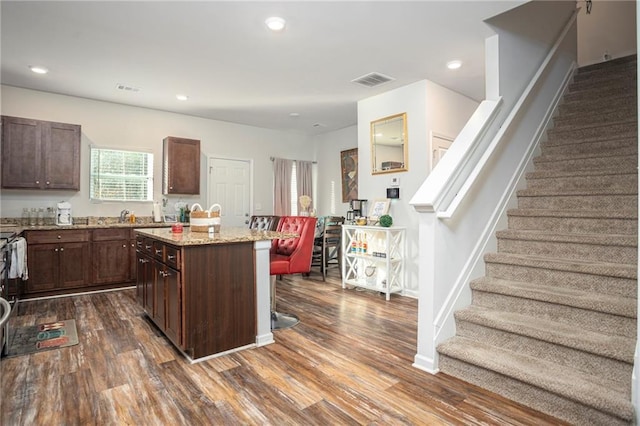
xmin=296 ymin=160 xmax=313 ymax=214
xmin=273 ymin=158 xmax=292 ymax=216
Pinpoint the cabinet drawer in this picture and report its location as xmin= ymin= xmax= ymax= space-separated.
xmin=152 ymin=241 xmax=164 ymax=260
xmin=164 ymin=245 xmax=181 ymax=270
xmin=25 ymin=229 xmax=90 ymax=244
xmin=93 ymin=228 xmax=130 ymax=241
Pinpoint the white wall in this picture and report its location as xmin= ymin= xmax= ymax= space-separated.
xmin=0 ymin=85 xmax=314 ymax=219
xmin=357 ymin=80 xmax=478 ymax=296
xmin=312 ymin=125 xmax=357 ymax=218
xmin=578 ymin=0 xmax=636 ymax=66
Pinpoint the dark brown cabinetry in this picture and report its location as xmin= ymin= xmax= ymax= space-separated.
xmin=24 ymin=230 xmax=91 ymax=293
xmin=136 ymin=236 xmax=183 ymax=347
xmin=92 ymin=228 xmax=133 ymax=285
xmin=1 ymin=116 xmax=81 ymax=190
xmin=162 ymin=136 xmax=200 ymax=195
xmin=135 ymin=233 xmax=255 ymax=360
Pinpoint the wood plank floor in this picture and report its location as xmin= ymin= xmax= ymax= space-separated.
xmin=1 ymin=271 xmax=568 ymax=425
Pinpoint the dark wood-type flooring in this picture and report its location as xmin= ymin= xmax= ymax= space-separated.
xmin=1 ymin=270 xmax=568 ymax=425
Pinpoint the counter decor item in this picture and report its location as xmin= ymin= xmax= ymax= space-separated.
xmin=171 ymin=223 xmax=183 ymax=233
xmin=190 ymin=203 xmax=222 ymax=232
xmin=379 ymin=215 xmax=393 ymax=227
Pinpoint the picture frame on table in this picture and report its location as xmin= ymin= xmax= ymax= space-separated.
xmin=368 ymin=199 xmax=390 ymax=221
xmin=163 ymin=214 xmax=177 ymax=223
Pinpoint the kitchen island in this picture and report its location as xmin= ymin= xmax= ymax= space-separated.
xmin=135 ymin=227 xmax=291 ymax=362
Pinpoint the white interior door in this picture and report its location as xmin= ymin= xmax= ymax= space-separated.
xmin=432 ymin=133 xmax=454 ymax=169
xmin=208 ymin=157 xmax=251 ymax=227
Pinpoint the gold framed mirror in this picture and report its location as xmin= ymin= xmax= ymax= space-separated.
xmin=370 ymin=112 xmax=408 ymax=174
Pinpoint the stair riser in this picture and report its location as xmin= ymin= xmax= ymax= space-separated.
xmin=507 ymin=215 xmax=637 ymax=235
xmin=517 ymin=193 xmax=637 ymax=210
xmin=576 ymin=60 xmax=637 ymax=78
xmin=525 ymin=174 xmax=637 ymax=193
xmin=438 ymin=356 xmax=631 ymax=426
xmin=559 ymin=94 xmax=636 ymax=116
xmin=471 ymin=291 xmax=636 ymax=337
xmin=540 ymin=137 xmax=636 ymax=155
xmin=553 ymin=107 xmax=637 ymax=128
xmin=455 ymin=319 xmax=633 ymax=385
xmin=497 ymin=238 xmax=637 ymax=264
xmin=563 ymin=85 xmax=637 ymax=103
xmin=570 ymin=73 xmax=637 ymax=91
xmin=484 ymin=261 xmax=636 ymax=298
xmin=533 ymin=155 xmax=637 ymax=172
xmin=547 ymin=122 xmax=637 ymax=142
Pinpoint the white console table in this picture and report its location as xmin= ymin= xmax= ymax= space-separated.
xmin=341 ymin=225 xmax=405 ymax=300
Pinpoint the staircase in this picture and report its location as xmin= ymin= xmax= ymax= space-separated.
xmin=437 ymin=55 xmax=638 ymax=425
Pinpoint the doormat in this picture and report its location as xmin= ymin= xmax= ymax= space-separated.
xmin=6 ymin=319 xmax=78 ymax=357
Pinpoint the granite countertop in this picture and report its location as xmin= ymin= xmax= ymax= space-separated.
xmin=0 ymin=222 xmax=171 ymax=235
xmin=135 ymin=227 xmax=296 ymax=246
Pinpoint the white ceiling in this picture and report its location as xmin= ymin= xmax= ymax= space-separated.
xmin=1 ymin=1 xmax=528 ymax=135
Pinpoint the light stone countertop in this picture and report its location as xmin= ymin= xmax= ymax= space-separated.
xmin=135 ymin=226 xmax=296 ymax=246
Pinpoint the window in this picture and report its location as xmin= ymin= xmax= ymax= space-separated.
xmin=90 ymin=147 xmax=153 ymax=201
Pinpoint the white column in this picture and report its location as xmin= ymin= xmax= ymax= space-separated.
xmin=254 ymin=239 xmax=274 ymax=346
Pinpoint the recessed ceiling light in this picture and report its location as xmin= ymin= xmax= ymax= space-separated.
xmin=289 ymin=112 xmax=300 ymax=118
xmin=265 ymin=16 xmax=286 ymax=32
xmin=29 ymin=65 xmax=49 ymax=74
xmin=446 ymin=60 xmax=462 ymax=70
xmin=176 ymin=94 xmax=188 ymax=101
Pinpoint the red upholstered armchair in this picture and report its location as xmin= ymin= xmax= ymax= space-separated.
xmin=269 ymin=216 xmax=317 ymax=329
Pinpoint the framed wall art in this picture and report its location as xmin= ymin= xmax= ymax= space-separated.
xmin=340 ymin=148 xmax=358 ymax=202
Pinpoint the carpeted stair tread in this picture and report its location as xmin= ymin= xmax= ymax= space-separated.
xmin=496 ymin=229 xmax=637 ymax=247
xmin=541 ymin=133 xmax=635 ymax=148
xmin=559 ymin=94 xmax=637 ymax=116
xmin=507 ymin=208 xmax=638 ymax=220
xmin=437 ymin=337 xmax=635 ymax=421
xmin=471 ymin=276 xmax=636 ymax=319
xmin=517 ymin=186 xmax=636 ymax=197
xmin=454 ymin=304 xmax=635 ymax=363
xmin=553 ymin=107 xmax=637 ymax=128
xmin=545 ymin=122 xmax=637 ymax=143
xmin=484 ymin=252 xmax=637 ymax=280
xmin=526 ymin=167 xmax=636 ymax=180
xmin=534 ymin=146 xmax=637 ymax=164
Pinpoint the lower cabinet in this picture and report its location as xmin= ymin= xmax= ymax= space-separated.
xmin=24 ymin=230 xmax=92 ymax=294
xmin=136 ymin=237 xmax=183 ymax=347
xmin=135 ymin=233 xmax=256 ymax=360
xmin=92 ymin=228 xmax=133 ymax=285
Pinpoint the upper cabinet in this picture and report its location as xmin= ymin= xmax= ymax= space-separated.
xmin=163 ymin=136 xmax=200 ymax=195
xmin=1 ymin=116 xmax=81 ymax=190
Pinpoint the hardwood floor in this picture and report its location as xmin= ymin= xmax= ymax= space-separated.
xmin=1 ymin=271 xmax=568 ymax=425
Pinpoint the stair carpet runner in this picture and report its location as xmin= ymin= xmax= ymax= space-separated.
xmin=437 ymin=55 xmax=638 ymax=425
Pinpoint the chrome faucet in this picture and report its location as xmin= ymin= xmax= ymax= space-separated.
xmin=119 ymin=209 xmax=130 ymax=223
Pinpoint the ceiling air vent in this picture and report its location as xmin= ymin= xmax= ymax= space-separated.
xmin=115 ymin=83 xmax=141 ymax=93
xmin=351 ymin=72 xmax=395 ymax=88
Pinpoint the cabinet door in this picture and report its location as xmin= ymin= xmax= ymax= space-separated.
xmin=58 ymin=242 xmax=91 ymax=288
xmin=1 ymin=116 xmax=42 ymax=189
xmin=92 ymin=240 xmax=130 ymax=285
xmin=25 ymin=244 xmax=58 ymax=293
xmin=42 ymin=121 xmax=81 ymax=190
xmin=164 ymin=266 xmax=182 ymax=345
xmin=143 ymin=255 xmax=154 ymax=314
xmin=129 ymin=240 xmax=137 ymax=282
xmin=152 ymin=260 xmax=166 ymax=328
xmin=163 ymin=137 xmax=200 ymax=195
xmin=136 ymin=252 xmax=151 ymax=306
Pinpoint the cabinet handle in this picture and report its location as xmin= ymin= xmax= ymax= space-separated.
xmin=167 ymin=255 xmax=175 ymax=260
xmin=57 ymin=235 xmax=62 ymax=239
xmin=60 ymin=247 xmax=64 ymax=252
xmin=138 ymin=258 xmax=148 ymax=264
xmin=155 ymin=249 xmax=162 ymax=255
xmin=145 ymin=245 xmax=152 ymax=250
xmin=123 ymin=244 xmax=127 ymax=248
xmin=54 ymin=248 xmax=59 ymax=252
xmin=46 ymin=181 xmax=50 ymax=185
xmin=159 ymin=270 xmax=170 ymax=278
xmin=35 ymin=180 xmax=40 ymax=184
xmin=131 ymin=242 xmax=135 ymax=247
